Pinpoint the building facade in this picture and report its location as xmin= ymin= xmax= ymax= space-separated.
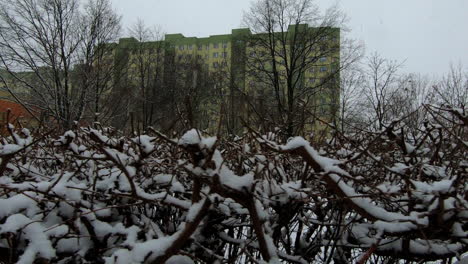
xmin=110 ymin=25 xmax=340 ymax=136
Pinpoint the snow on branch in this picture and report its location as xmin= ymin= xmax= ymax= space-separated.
xmin=0 ymin=112 xmax=466 ymax=263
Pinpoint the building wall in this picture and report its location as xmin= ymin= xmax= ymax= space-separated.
xmin=110 ymin=25 xmax=340 ymax=135
xmin=0 ymin=99 xmax=40 ymax=134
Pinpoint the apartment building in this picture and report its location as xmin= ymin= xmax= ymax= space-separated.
xmin=110 ymin=25 xmax=340 ymax=135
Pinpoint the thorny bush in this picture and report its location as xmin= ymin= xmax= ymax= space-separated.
xmin=0 ymin=105 xmax=466 ymax=264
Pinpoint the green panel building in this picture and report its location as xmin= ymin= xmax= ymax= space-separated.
xmin=110 ymin=25 xmax=340 ymax=136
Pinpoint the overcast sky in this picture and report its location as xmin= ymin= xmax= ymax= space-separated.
xmin=110 ymin=0 xmax=468 ymax=76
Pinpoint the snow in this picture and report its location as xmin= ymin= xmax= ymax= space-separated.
xmin=328 ymin=174 xmax=427 ymax=225
xmin=130 ymin=235 xmax=175 ymax=262
xmin=0 ymin=144 xmax=22 ymax=155
xmin=166 ymin=255 xmax=195 ymax=264
xmin=410 ymin=178 xmax=454 ymax=194
xmin=106 ymin=249 xmax=132 ymax=264
xmin=373 ymin=220 xmax=417 ymax=233
xmin=178 ymin=128 xmax=217 ymax=150
xmin=243 ymin=143 xmax=251 ymax=153
xmin=452 ymin=222 xmax=468 ymax=238
xmin=1 ymin=214 xmax=56 ymax=264
xmin=421 ymin=164 xmax=446 ymax=178
xmin=201 ymin=136 xmax=217 ymax=149
xmin=389 ymin=163 xmax=409 ymax=174
xmin=0 ymin=193 xmax=39 ymax=218
xmin=133 ymin=135 xmax=155 ymax=154
xmin=186 ymin=198 xmax=206 ymax=221
xmin=405 ymin=142 xmax=416 ymax=154
xmin=178 ymin=128 xmax=202 ymax=146
xmin=218 ymin=203 xmax=231 ymax=216
xmin=408 ymin=240 xmax=464 ymax=255
xmin=209 ymin=150 xmax=255 ymax=191
xmin=266 ymin=180 xmax=308 ymax=205
xmin=0 ymin=118 xmax=465 ymax=263
xmin=264 ymin=234 xmax=280 ymax=264
xmin=376 ymin=182 xmax=401 ymax=194
xmin=455 ymin=256 xmax=468 ymax=264
xmin=154 ymin=173 xmax=174 ymax=184
xmin=89 ymin=128 xmax=116 ymax=145
xmin=103 ymin=147 xmax=131 ymax=166
xmin=170 ymin=181 xmax=185 ymax=192
xmin=135 ymin=187 xmax=191 ymax=209
xmin=280 ymin=137 xmax=349 ymax=176
xmin=219 ymin=166 xmax=254 ymax=192
xmin=64 ymin=130 xmax=76 ymax=139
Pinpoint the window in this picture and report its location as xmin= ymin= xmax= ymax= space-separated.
xmin=309 ymin=78 xmax=316 ymax=83
xmin=188 ymin=44 xmax=193 ymax=50
xmin=198 ymin=45 xmax=202 ymax=51
xmin=213 ymin=52 xmax=218 ymax=58
xmin=178 ymin=45 xmax=184 ymax=51
xmin=250 ymin=51 xmax=256 ymax=57
xmin=178 ymin=55 xmax=183 ymax=60
xmin=186 ymin=54 xmax=192 ymax=59
xmin=205 ymin=54 xmax=209 ymax=59
xmin=222 ymin=42 xmax=228 ymax=48
xmin=213 ymin=43 xmax=219 ymax=49
xmin=221 ymin=61 xmax=228 ymax=67
xmin=222 ymin=52 xmax=227 ymax=58
xmin=205 ymin=44 xmax=210 ymax=50
xmin=197 ymin=54 xmax=202 ymax=59
xmin=320 ymin=66 xmax=327 ymax=72
xmin=213 ymin=62 xmax=219 ymax=68
xmin=309 ymin=67 xmax=315 ymax=73
xmin=319 ymin=57 xmax=327 ymax=62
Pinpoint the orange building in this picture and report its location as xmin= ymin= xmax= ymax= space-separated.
xmin=0 ymin=99 xmax=40 ymax=134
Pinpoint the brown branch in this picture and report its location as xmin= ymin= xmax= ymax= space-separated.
xmin=150 ymin=197 xmax=211 ymax=264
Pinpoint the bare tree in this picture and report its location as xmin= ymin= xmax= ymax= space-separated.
xmin=362 ymin=52 xmax=403 ymax=130
xmin=79 ymin=0 xmax=121 ymax=124
xmin=334 ymin=36 xmax=366 ymax=133
xmin=338 ymin=63 xmax=365 ymax=132
xmin=120 ymin=19 xmax=165 ymax=131
xmin=390 ymin=73 xmax=432 ymax=137
xmin=432 ymin=63 xmax=468 ymax=108
xmin=161 ymin=52 xmax=218 ymax=134
xmin=242 ymin=0 xmax=346 ymax=137
xmin=0 ymin=0 xmax=121 ymax=129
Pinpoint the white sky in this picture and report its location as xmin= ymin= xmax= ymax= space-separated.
xmin=110 ymin=0 xmax=468 ymax=76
